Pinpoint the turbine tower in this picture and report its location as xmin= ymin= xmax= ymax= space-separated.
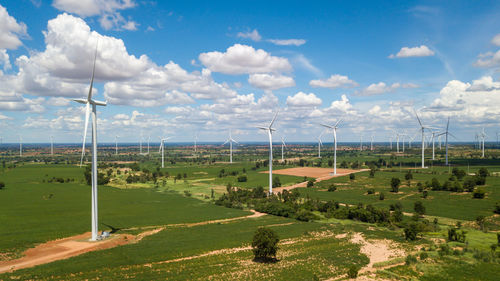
xmin=159 ymin=136 xmax=172 ymax=168
xmin=321 ymin=118 xmax=343 ymax=175
xmin=194 ymin=134 xmax=198 ymax=153
xmin=281 ymin=136 xmax=286 ymax=161
xmin=480 ymin=128 xmax=487 ymax=158
xmin=258 ymin=111 xmax=278 ymax=195
xmin=438 ymin=117 xmax=455 ymax=165
xmin=317 ymin=132 xmax=324 ymax=158
xmin=147 ymin=135 xmax=151 ymax=155
xmin=223 ymin=130 xmax=238 ymax=163
xmin=115 ymin=135 xmax=118 ymax=155
xmin=74 ymin=44 xmax=106 ymax=241
xmin=370 ymin=135 xmax=374 ymax=151
xmin=50 ymin=136 xmax=54 ymax=156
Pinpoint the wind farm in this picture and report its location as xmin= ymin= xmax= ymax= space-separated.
xmin=1 ymin=1 xmax=500 ymax=281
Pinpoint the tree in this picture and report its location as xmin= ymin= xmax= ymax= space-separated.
xmin=414 ymin=201 xmax=426 ymax=216
xmin=404 ymin=222 xmax=420 ymax=240
xmin=349 ymin=173 xmax=355 ymax=181
xmin=0 ymin=181 xmax=4 ymax=189
xmin=405 ymin=170 xmax=413 ymax=181
xmin=327 ymin=184 xmax=337 ymax=192
xmin=252 ymin=227 xmax=279 ymax=262
xmin=272 ymin=176 xmax=281 ymax=188
xmin=476 ymin=215 xmax=486 ymax=231
xmin=307 ymin=179 xmax=315 ymax=188
xmin=390 ymin=177 xmax=401 ymax=193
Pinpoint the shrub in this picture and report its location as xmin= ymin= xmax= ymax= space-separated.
xmin=367 ymin=188 xmax=375 ymax=195
xmin=252 ymin=228 xmax=279 ymax=262
xmin=184 ymin=190 xmax=192 ymax=197
xmin=369 ymin=168 xmax=376 ymax=178
xmin=405 ymin=254 xmax=418 ymax=265
xmin=349 ymin=173 xmax=355 ymax=181
xmin=390 ymin=177 xmax=401 ymax=193
xmin=379 ymin=192 xmax=385 ymax=201
xmin=295 ymin=209 xmax=318 ymax=222
xmin=327 ymin=184 xmax=337 ymax=192
xmin=419 ymin=252 xmax=428 ymax=260
xmin=448 ymin=228 xmax=466 ymax=242
xmin=452 ymin=168 xmax=466 ymax=180
xmin=405 ymin=170 xmax=413 ymax=181
xmin=0 ymin=181 xmax=4 ymax=189
xmin=414 ymin=201 xmax=426 ymax=216
xmin=463 ymin=177 xmax=477 ymax=192
xmin=347 ymin=265 xmax=359 ymax=278
xmin=494 ymin=202 xmax=500 ymax=214
xmin=404 ymin=222 xmax=420 ymax=240
xmin=422 ymin=190 xmax=428 ymax=199
xmin=272 ymin=176 xmax=281 ymax=188
xmin=307 ymin=179 xmax=315 ymax=188
xmin=237 ymin=175 xmax=248 ymax=182
xmin=473 ymin=187 xmax=486 ymax=199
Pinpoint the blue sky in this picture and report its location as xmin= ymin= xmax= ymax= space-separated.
xmin=1 ymin=0 xmax=500 ymax=143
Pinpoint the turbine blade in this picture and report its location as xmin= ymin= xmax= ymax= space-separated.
xmin=334 ymin=118 xmax=343 ymax=128
xmin=414 ymin=109 xmax=423 ymax=127
xmin=269 ymin=110 xmax=279 ymax=128
xmin=222 ymin=139 xmax=229 ymax=145
xmin=80 ymin=103 xmax=90 ymax=167
xmin=320 ymin=123 xmax=333 ymax=129
xmin=87 ymin=43 xmax=98 ymax=101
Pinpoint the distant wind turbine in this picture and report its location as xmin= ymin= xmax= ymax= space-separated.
xmin=159 ymin=136 xmax=172 ymax=168
xmin=281 ymin=136 xmax=286 ymax=161
xmin=415 ymin=110 xmax=437 ymax=168
xmin=370 ymin=135 xmax=374 ymax=151
xmin=19 ymin=135 xmax=22 ymax=157
xmin=258 ymin=111 xmax=278 ymax=195
xmin=321 ymin=118 xmax=343 ymax=175
xmin=115 ymin=135 xmax=118 ymax=155
xmin=437 ymin=117 xmax=455 ymax=165
xmin=317 ymin=132 xmax=324 ymax=158
xmin=50 ymin=136 xmax=54 ymax=156
xmin=223 ymin=130 xmax=238 ymax=163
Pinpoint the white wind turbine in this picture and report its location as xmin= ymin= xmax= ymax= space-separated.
xmin=438 ymin=117 xmax=455 ymax=165
xmin=258 ymin=111 xmax=279 ymax=195
xmin=194 ymin=134 xmax=198 ymax=153
xmin=321 ymin=118 xmax=343 ymax=175
xmin=114 ymin=135 xmax=118 ymax=155
xmin=480 ymin=128 xmax=487 ymax=158
xmin=74 ymin=44 xmax=106 ymax=241
xmin=147 ymin=135 xmax=151 ymax=155
xmin=360 ymin=135 xmax=363 ymax=151
xmin=223 ymin=130 xmax=238 ymax=163
xmin=159 ymin=136 xmax=172 ymax=168
xmin=370 ymin=134 xmax=374 ymax=151
xmin=415 ymin=110 xmax=437 ymax=169
xmin=50 ymin=136 xmax=54 ymax=156
xmin=317 ymin=131 xmax=324 ymax=158
xmin=280 ymin=136 xmax=286 ymax=161
xmin=19 ymin=135 xmax=22 ymax=157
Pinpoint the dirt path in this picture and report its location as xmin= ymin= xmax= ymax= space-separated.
xmin=0 ymin=210 xmax=265 ymax=274
xmin=273 ymin=169 xmax=369 ymax=193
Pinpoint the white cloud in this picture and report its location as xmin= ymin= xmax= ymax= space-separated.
xmin=468 ymin=76 xmax=500 ymax=91
xmin=237 ymin=29 xmax=261 ymax=42
xmin=53 ymin=0 xmax=137 ymax=31
xmin=48 ymin=97 xmax=70 ymax=106
xmin=357 ymin=82 xmax=418 ymax=96
xmin=293 ymin=54 xmax=321 ymax=76
xmin=389 ymin=45 xmax=435 ymax=58
xmin=0 ymin=49 xmax=11 ymax=70
xmin=309 ymin=74 xmax=358 ymax=89
xmin=248 ymin=73 xmax=295 ymax=90
xmin=327 ymin=94 xmax=352 ymax=113
xmin=492 ymin=33 xmax=500 ymax=46
xmin=286 ymin=92 xmax=322 ymax=107
xmin=474 ymin=50 xmax=500 ymax=68
xmin=199 ymin=44 xmax=292 ymax=74
xmin=0 ymin=90 xmax=45 ymax=112
xmin=0 ymin=113 xmax=12 ymax=120
xmin=0 ymin=4 xmax=28 ymax=49
xmin=164 ymin=90 xmax=195 ymax=104
xmin=267 ymin=39 xmax=306 ymax=46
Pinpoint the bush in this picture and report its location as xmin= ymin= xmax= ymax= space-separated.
xmin=405 ymin=170 xmax=413 ymax=181
xmin=452 ymin=168 xmax=466 ymax=180
xmin=448 ymin=228 xmax=466 ymax=242
xmin=405 ymin=254 xmax=418 ymax=265
xmin=390 ymin=177 xmax=401 ymax=193
xmin=0 ymin=181 xmax=4 ymax=189
xmin=295 ymin=209 xmax=318 ymax=222
xmin=473 ymin=187 xmax=486 ymax=199
xmin=252 ymin=228 xmax=279 ymax=262
xmin=379 ymin=192 xmax=385 ymax=201
xmin=367 ymin=188 xmax=375 ymax=194
xmin=327 ymin=184 xmax=337 ymax=192
xmin=369 ymin=169 xmax=376 ymax=178
xmin=307 ymin=179 xmax=315 ymax=188
xmin=237 ymin=175 xmax=248 ymax=182
xmin=414 ymin=201 xmax=426 ymax=216
xmin=422 ymin=190 xmax=428 ymax=199
xmin=404 ymin=222 xmax=420 ymax=240
xmin=349 ymin=173 xmax=355 ymax=181
xmin=419 ymin=252 xmax=428 ymax=260
xmin=272 ymin=176 xmax=281 ymax=188
xmin=347 ymin=265 xmax=359 ymax=278
xmin=494 ymin=202 xmax=500 ymax=214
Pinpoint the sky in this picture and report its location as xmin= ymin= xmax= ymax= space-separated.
xmin=1 ymin=0 xmax=500 ymax=143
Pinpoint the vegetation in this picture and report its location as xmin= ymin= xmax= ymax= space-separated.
xmin=251 ymin=227 xmax=279 ymax=262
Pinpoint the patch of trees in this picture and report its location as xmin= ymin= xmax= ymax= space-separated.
xmin=390 ymin=177 xmax=401 ymax=192
xmin=84 ymin=165 xmax=110 ymax=185
xmin=252 ymin=228 xmax=279 ymax=262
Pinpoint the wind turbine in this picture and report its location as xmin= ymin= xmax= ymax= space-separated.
xmin=370 ymin=135 xmax=374 ymax=151
xmin=258 ymin=111 xmax=278 ymax=195
xmin=223 ymin=130 xmax=238 ymax=163
xmin=321 ymin=118 xmax=343 ymax=175
xmin=159 ymin=136 xmax=172 ymax=168
xmin=194 ymin=134 xmax=198 ymax=153
xmin=316 ymin=132 xmax=324 ymax=158
xmin=360 ymin=135 xmax=363 ymax=151
xmin=430 ymin=131 xmax=439 ymax=160
xmin=50 ymin=136 xmax=54 ymax=156
xmin=415 ymin=110 xmax=437 ymax=168
xmin=389 ymin=136 xmax=393 ymax=150
xmin=74 ymin=43 xmax=106 ymax=241
xmin=280 ymin=136 xmax=286 ymax=161
xmin=480 ymin=128 xmax=487 ymax=158
xmin=139 ymin=134 xmax=143 ymax=155
xmin=114 ymin=135 xmax=118 ymax=155
xmin=438 ymin=117 xmax=455 ymax=165
xmin=19 ymin=135 xmax=22 ymax=157
xmin=147 ymin=135 xmax=151 ymax=155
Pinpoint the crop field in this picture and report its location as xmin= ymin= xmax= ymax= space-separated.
xmin=1 ymin=146 xmax=500 ymax=280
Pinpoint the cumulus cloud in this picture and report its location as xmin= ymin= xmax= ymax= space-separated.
xmin=248 ymin=73 xmax=295 ymax=90
xmin=389 ymin=45 xmax=435 ymax=58
xmin=474 ymin=50 xmax=500 ymax=68
xmin=492 ymin=33 xmax=500 ymax=46
xmin=468 ymin=76 xmax=500 ymax=91
xmin=0 ymin=49 xmax=10 ymax=70
xmin=286 ymin=92 xmax=322 ymax=107
xmin=237 ymin=29 xmax=261 ymax=41
xmin=53 ymin=0 xmax=137 ymax=31
xmin=356 ymin=82 xmax=418 ymax=96
xmin=267 ymin=39 xmax=306 ymax=46
xmin=199 ymin=44 xmax=292 ymax=74
xmin=0 ymin=113 xmax=12 ymax=120
xmin=309 ymin=74 xmax=358 ymax=89
xmin=0 ymin=4 xmax=28 ymax=49
xmin=48 ymin=97 xmax=70 ymax=106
